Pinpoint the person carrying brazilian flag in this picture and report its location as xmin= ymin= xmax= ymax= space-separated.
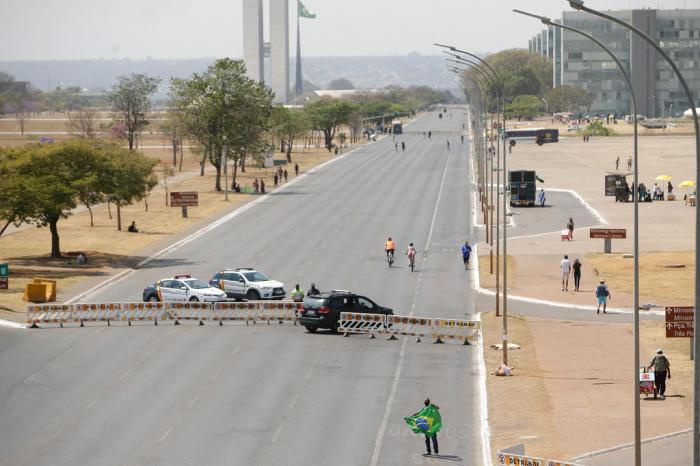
xmin=404 ymin=398 xmax=442 ymax=456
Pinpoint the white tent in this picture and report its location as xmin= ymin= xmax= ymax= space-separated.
xmin=683 ymin=108 xmax=700 ymax=118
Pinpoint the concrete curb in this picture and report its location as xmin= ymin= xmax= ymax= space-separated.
xmin=0 ymin=319 xmax=26 ymax=329
xmin=569 ymin=427 xmax=692 ymax=462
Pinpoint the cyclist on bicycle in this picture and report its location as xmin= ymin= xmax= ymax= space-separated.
xmin=406 ymin=243 xmax=416 ymax=264
xmin=385 ymin=237 xmax=396 ymax=261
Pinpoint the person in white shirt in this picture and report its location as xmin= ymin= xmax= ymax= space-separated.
xmin=560 ymin=255 xmax=571 ymax=291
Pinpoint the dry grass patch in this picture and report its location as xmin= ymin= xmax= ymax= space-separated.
xmin=585 ymin=251 xmax=694 ymax=301
xmin=478 ymin=254 xmax=517 ymax=290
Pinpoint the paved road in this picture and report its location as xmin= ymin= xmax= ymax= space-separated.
xmin=0 ymin=110 xmax=488 ymax=466
xmin=578 ymin=430 xmax=691 ymax=466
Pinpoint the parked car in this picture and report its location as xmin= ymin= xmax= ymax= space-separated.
xmin=142 ymin=274 xmax=227 ymax=302
xmin=299 ymin=290 xmax=393 ymax=333
xmin=209 ymin=268 xmax=285 ymax=300
xmin=567 ymin=124 xmax=582 ymax=132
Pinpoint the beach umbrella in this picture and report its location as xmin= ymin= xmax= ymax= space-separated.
xmin=655 ymin=175 xmax=672 ymax=181
xmin=679 ymin=180 xmax=695 ymax=188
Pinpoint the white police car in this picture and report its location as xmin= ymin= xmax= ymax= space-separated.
xmin=208 ymin=268 xmax=286 ymax=300
xmin=142 ymin=274 xmax=227 ymax=302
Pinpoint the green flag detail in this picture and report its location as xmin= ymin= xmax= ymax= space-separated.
xmin=299 ymin=1 xmax=316 ymax=18
xmin=404 ymin=405 xmax=442 ymax=436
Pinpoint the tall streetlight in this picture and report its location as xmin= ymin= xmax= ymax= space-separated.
xmin=437 ymin=43 xmax=511 ymax=365
xmin=514 ymin=8 xmax=642 ymax=464
xmin=563 ymin=5 xmax=700 ymax=463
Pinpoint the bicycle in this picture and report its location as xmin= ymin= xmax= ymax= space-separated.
xmin=386 ymin=250 xmax=394 ymax=268
xmin=408 ymin=253 xmax=415 ymax=272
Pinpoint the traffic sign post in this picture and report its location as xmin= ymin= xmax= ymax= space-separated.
xmin=589 ymin=228 xmax=627 ymax=253
xmin=666 ymin=306 xmax=695 ymax=360
xmin=170 ymin=192 xmax=199 ymax=218
xmin=0 ymin=262 xmax=8 ymax=290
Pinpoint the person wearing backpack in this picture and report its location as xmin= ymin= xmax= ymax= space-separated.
xmin=648 ymin=349 xmax=671 ymax=399
xmin=595 ymin=279 xmax=610 ymax=314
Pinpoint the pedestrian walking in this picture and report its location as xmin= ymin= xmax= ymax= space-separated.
xmin=253 ymin=178 xmax=259 ymax=194
xmin=648 ymin=349 xmax=671 ymax=399
xmin=446 ymin=140 xmax=450 ymax=150
xmin=567 ymin=217 xmax=575 ymax=240
xmin=283 ymin=168 xmax=288 ymax=182
xmin=572 ymin=258 xmax=582 ymax=291
xmin=461 ymin=241 xmax=472 ymax=270
xmin=404 ymin=398 xmax=441 ymax=457
xmin=627 ymin=155 xmax=633 ymax=171
xmin=461 ymin=134 xmax=464 ymax=143
xmin=273 ymin=173 xmax=278 ymax=188
xmin=428 ymin=130 xmax=432 ymax=139
xmin=668 ymin=180 xmax=673 ymax=194
xmin=537 ymin=188 xmax=546 ymax=207
xmin=294 ymin=163 xmax=299 ymax=177
xmin=615 ymin=156 xmax=620 ymax=171
xmin=260 ymin=179 xmax=266 ymax=194
xmin=401 ymin=141 xmax=405 ymax=151
xmin=395 ymin=142 xmax=399 ymax=152
xmin=595 ymin=279 xmax=610 ymax=314
xmin=560 ymin=255 xmax=571 ymax=291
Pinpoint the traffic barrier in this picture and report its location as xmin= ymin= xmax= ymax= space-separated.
xmin=122 ymin=302 xmax=170 ymax=325
xmin=169 ymin=302 xmax=212 ymax=325
xmin=257 ymin=301 xmax=301 ymax=325
xmin=27 ymin=303 xmax=73 ymax=328
xmin=430 ymin=317 xmax=480 ymax=345
xmin=384 ymin=315 xmax=432 ymax=342
xmin=73 ymin=303 xmax=121 ymax=326
xmin=338 ymin=312 xmax=386 ymax=338
xmin=212 ymin=302 xmax=256 ymax=324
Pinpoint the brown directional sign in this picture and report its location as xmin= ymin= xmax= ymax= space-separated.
xmin=170 ymin=191 xmax=198 ymax=207
xmin=0 ymin=277 xmax=7 ymax=290
xmin=589 ymin=228 xmax=627 ymax=239
xmin=665 ymin=306 xmax=694 ymax=338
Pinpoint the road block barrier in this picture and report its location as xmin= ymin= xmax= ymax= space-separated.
xmin=169 ymin=302 xmax=210 ymax=325
xmin=257 ymin=301 xmax=302 ymax=325
xmin=384 ymin=315 xmax=432 ymax=341
xmin=213 ymin=302 xmax=258 ymax=324
xmin=27 ymin=304 xmax=73 ymax=327
xmin=338 ymin=312 xmax=386 ymax=337
xmin=122 ymin=302 xmax=170 ymax=325
xmin=430 ymin=318 xmax=481 ymax=345
xmin=73 ymin=303 xmax=121 ymax=326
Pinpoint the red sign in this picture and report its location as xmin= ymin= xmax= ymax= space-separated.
xmin=590 ymin=228 xmax=627 ymax=239
xmin=170 ymin=191 xmax=198 ymax=207
xmin=665 ymin=306 xmax=694 ymax=338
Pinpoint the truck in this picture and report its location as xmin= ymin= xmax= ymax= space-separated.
xmin=391 ymin=119 xmax=403 ymax=135
xmin=509 ymin=170 xmax=537 ymax=206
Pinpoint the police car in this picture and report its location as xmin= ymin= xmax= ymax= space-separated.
xmin=142 ymin=274 xmax=227 ymax=302
xmin=208 ymin=268 xmax=286 ymax=300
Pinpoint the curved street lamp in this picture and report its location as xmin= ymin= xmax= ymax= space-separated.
xmin=514 ymin=8 xmax=642 ymax=464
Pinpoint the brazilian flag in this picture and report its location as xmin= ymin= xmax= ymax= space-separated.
xmin=404 ymin=405 xmax=442 ymax=436
xmin=299 ymin=1 xmax=316 ymax=19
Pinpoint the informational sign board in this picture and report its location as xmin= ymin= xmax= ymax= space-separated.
xmin=0 ymin=262 xmax=7 ymax=290
xmin=170 ymin=192 xmax=199 ymax=207
xmin=665 ymin=306 xmax=694 ymax=338
xmin=589 ymin=228 xmax=627 ymax=239
xmin=497 ymin=452 xmax=545 ymax=466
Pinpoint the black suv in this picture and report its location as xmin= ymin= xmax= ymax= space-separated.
xmin=299 ymin=290 xmax=393 ymax=333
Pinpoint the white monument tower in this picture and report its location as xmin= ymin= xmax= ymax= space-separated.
xmin=242 ymin=0 xmax=289 ymax=104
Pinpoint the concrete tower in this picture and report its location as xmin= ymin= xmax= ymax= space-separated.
xmin=242 ymin=0 xmax=264 ymax=83
xmin=269 ymin=0 xmax=290 ymax=104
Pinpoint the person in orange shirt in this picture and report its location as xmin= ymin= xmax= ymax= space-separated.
xmin=385 ymin=237 xmax=396 ymax=262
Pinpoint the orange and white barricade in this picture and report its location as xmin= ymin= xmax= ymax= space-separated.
xmin=121 ymin=302 xmax=169 ymax=325
xmin=258 ymin=301 xmax=300 ymax=325
xmin=27 ymin=304 xmax=73 ymax=328
xmin=73 ymin=303 xmax=121 ymax=326
xmin=430 ymin=317 xmax=481 ymax=345
xmin=213 ymin=302 xmax=256 ymax=324
xmin=168 ymin=302 xmax=212 ymax=325
xmin=384 ymin=315 xmax=432 ymax=342
xmin=337 ymin=312 xmax=386 ymax=338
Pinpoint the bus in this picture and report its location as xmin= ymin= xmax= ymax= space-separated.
xmin=503 ymin=128 xmax=559 ymax=146
xmin=391 ymin=119 xmax=403 ymax=135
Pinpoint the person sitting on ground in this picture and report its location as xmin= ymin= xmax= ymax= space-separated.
xmin=127 ymin=221 xmax=138 ymax=233
xmin=76 ymin=252 xmax=87 ymax=266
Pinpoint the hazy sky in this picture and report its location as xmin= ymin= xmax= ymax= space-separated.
xmin=0 ymin=0 xmax=695 ymax=61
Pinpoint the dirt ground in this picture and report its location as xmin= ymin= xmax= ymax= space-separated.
xmin=507 ymin=116 xmax=696 ymax=137
xmin=0 ymin=118 xmax=343 ymax=320
xmin=483 ymin=311 xmax=693 ymax=462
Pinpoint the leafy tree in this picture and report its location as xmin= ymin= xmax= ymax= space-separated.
xmin=160 ymin=111 xmax=185 ymax=168
xmin=327 ymin=78 xmax=355 ymax=90
xmin=169 ymin=58 xmax=274 ymax=191
xmin=484 ymin=49 xmax=552 ymax=103
xmin=107 ymin=73 xmax=161 ymax=150
xmin=505 ymin=94 xmax=544 ymax=120
xmin=544 ymin=85 xmax=593 ymax=113
xmin=304 ymin=97 xmax=356 ymax=150
xmin=271 ymin=106 xmax=310 ymax=162
xmin=582 ymin=120 xmax=617 ymax=136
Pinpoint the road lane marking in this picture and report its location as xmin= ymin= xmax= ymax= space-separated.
xmin=118 ymin=369 xmax=132 ymax=381
xmin=187 ymin=397 xmax=199 ymax=410
xmin=86 ymin=398 xmax=98 ymax=410
xmin=209 ymin=369 xmax=222 ymax=381
xmin=304 ymin=368 xmax=313 ymax=380
xmin=271 ymin=424 xmax=283 ymax=444
xmin=288 ymin=394 xmax=299 ymax=409
xmin=157 ymin=425 xmax=174 ymax=443
xmin=424 ymin=146 xmax=452 ymax=252
xmin=232 ymin=345 xmax=241 ymax=354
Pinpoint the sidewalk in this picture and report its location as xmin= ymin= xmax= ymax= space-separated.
xmin=578 ymin=430 xmax=692 ymax=466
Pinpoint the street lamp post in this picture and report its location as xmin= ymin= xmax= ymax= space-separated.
xmin=514 ymin=8 xmax=641 ymax=464
xmin=563 ymin=5 xmax=700 ymax=464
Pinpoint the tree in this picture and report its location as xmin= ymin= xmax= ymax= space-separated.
xmin=169 ymin=59 xmax=274 ymax=191
xmin=304 ymin=97 xmax=356 ymax=150
xmin=327 ymin=78 xmax=355 ymax=90
xmin=160 ymin=162 xmax=176 ymax=206
xmin=67 ymin=109 xmax=98 ymax=139
xmin=506 ymin=94 xmax=544 ymax=120
xmin=160 ymin=111 xmax=185 ymax=168
xmin=484 ymin=49 xmax=553 ymax=103
xmin=271 ymin=106 xmax=310 ymax=162
xmin=107 ymin=74 xmax=161 ymax=150
xmin=544 ymin=85 xmax=594 ymax=113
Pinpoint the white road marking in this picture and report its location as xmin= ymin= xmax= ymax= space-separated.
xmin=232 ymin=345 xmax=241 ymax=354
xmin=118 ymin=369 xmax=132 ymax=381
xmin=187 ymin=397 xmax=199 ymax=410
xmin=271 ymin=424 xmax=283 ymax=444
xmin=304 ymin=368 xmax=313 ymax=380
xmin=209 ymin=369 xmax=222 ymax=381
xmin=288 ymin=394 xmax=299 ymax=409
xmin=0 ymin=319 xmax=27 ymax=329
xmin=156 ymin=425 xmax=174 ymax=443
xmin=86 ymin=398 xmax=98 ymax=410
xmin=146 ymin=347 xmax=156 ymax=357
xmin=424 ymin=146 xmax=452 ymax=252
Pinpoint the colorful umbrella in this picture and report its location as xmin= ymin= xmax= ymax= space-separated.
xmin=679 ymin=180 xmax=695 ymax=188
xmin=655 ymin=175 xmax=672 ymax=181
